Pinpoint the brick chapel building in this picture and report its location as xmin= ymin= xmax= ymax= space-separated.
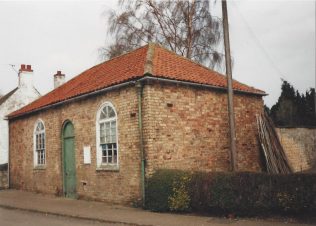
xmin=8 ymin=43 xmax=266 ymax=204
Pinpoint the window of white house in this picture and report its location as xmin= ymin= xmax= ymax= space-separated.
xmin=34 ymin=120 xmax=46 ymax=167
xmin=96 ymin=102 xmax=118 ymax=169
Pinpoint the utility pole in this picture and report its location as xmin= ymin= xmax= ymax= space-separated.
xmin=222 ymin=0 xmax=237 ymax=171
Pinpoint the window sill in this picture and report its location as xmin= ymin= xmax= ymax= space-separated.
xmin=96 ymin=164 xmax=119 ymax=172
xmin=33 ymin=165 xmax=46 ymax=170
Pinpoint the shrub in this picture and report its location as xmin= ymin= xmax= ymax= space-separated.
xmin=145 ymin=169 xmax=190 ymax=212
xmin=168 ymin=174 xmax=191 ymax=212
xmin=145 ymin=169 xmax=316 ymax=216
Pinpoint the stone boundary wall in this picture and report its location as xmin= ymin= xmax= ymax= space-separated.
xmin=276 ymin=128 xmax=316 ymax=172
xmin=0 ymin=163 xmax=8 ymax=189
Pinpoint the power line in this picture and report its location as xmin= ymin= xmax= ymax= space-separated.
xmin=231 ymin=1 xmax=286 ymax=80
xmin=8 ymin=64 xmax=19 ymax=75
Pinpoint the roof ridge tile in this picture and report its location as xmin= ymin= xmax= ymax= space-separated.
xmin=143 ymin=43 xmax=155 ymax=75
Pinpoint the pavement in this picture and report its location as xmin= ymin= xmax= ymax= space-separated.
xmin=0 ymin=189 xmax=312 ymax=226
xmin=0 ymin=207 xmax=128 ymax=226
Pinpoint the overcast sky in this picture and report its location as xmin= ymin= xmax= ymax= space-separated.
xmin=0 ymin=0 xmax=315 ymax=107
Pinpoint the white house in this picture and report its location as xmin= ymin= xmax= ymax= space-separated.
xmin=0 ymin=64 xmax=41 ymax=164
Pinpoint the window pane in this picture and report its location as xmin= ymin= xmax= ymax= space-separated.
xmin=100 ymin=110 xmax=107 ymax=120
xmin=102 ymin=149 xmax=106 ymax=158
xmin=104 ymin=107 xmax=108 ymax=118
xmin=100 ymin=122 xmax=105 ymax=131
xmin=101 ymin=144 xmax=107 ymax=163
xmin=108 ymin=148 xmax=113 ymax=163
xmin=110 ymin=121 xmax=116 ymax=142
xmin=37 ymin=151 xmax=41 ymax=165
xmin=36 ymin=124 xmax=40 ymax=132
xmin=113 ymin=148 xmax=117 ymax=163
xmin=111 ymin=121 xmax=116 ymax=143
xmin=108 ymin=106 xmax=115 ymax=118
xmin=100 ymin=130 xmax=105 ymax=137
xmin=36 ymin=135 xmax=39 ymax=150
xmin=39 ymin=134 xmax=42 ymax=149
xmin=105 ymin=122 xmax=110 ymax=143
xmin=42 ymin=134 xmax=45 ymax=149
xmin=105 ymin=122 xmax=110 ymax=129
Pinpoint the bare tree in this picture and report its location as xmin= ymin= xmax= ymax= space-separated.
xmin=100 ymin=0 xmax=223 ymax=69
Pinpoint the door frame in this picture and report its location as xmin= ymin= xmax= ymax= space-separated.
xmin=61 ymin=120 xmax=76 ymax=198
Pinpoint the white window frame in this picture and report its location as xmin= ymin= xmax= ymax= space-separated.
xmin=33 ymin=119 xmax=46 ymax=167
xmin=96 ymin=102 xmax=119 ymax=170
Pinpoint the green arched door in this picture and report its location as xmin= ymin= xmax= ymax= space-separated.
xmin=63 ymin=121 xmax=76 ymax=198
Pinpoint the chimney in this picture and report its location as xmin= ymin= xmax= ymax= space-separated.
xmin=18 ymin=64 xmax=34 ymax=88
xmin=54 ymin=70 xmax=65 ymax=89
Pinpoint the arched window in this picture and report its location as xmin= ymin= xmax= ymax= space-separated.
xmin=96 ymin=102 xmax=118 ymax=168
xmin=34 ymin=120 xmax=46 ymax=166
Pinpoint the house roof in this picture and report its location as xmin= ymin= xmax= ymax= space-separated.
xmin=0 ymin=88 xmax=18 ymax=106
xmin=8 ymin=43 xmax=266 ymax=119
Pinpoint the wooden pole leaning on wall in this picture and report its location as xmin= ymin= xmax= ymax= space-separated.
xmin=222 ymin=0 xmax=237 ymax=171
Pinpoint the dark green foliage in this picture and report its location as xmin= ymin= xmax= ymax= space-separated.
xmin=0 ymin=163 xmax=8 ymax=171
xmin=269 ymin=80 xmax=316 ymax=127
xmin=146 ymin=169 xmax=316 ymax=216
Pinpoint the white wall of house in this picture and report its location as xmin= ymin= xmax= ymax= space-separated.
xmin=0 ymin=65 xmax=40 ymax=164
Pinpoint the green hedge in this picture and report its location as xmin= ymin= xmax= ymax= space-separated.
xmin=145 ymin=169 xmax=316 ymax=216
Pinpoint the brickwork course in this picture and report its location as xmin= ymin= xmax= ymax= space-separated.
xmin=8 ymin=43 xmax=265 ymax=204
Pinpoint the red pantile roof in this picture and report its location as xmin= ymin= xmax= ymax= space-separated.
xmin=9 ymin=43 xmax=265 ymax=118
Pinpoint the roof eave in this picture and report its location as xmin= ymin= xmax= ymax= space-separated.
xmin=0 ymin=87 xmax=18 ymax=106
xmin=8 ymin=75 xmax=266 ymax=120
xmin=139 ymin=75 xmax=267 ymax=96
xmin=7 ymin=79 xmax=139 ymax=120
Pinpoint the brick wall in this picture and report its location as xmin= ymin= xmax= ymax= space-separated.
xmin=10 ymin=86 xmax=142 ymax=205
xmin=143 ymin=83 xmax=264 ymax=174
xmin=276 ymin=128 xmax=316 ymax=172
xmin=9 ymin=82 xmax=264 ymax=204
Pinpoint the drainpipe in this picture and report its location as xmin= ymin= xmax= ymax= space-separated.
xmin=136 ymin=81 xmax=145 ymax=207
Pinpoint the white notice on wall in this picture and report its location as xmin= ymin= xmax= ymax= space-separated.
xmin=83 ymin=146 xmax=91 ymax=164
